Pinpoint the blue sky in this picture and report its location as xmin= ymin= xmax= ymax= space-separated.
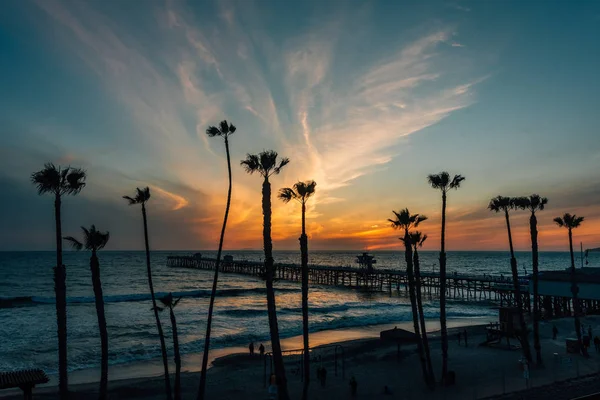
xmin=1 ymin=0 xmax=599 ymax=251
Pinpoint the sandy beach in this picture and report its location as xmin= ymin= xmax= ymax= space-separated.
xmin=4 ymin=314 xmax=600 ymax=399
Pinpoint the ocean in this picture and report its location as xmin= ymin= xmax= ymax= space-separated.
xmin=0 ymin=250 xmax=597 ymax=375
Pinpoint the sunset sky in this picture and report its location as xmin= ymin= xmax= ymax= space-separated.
xmin=1 ymin=0 xmax=599 ymax=251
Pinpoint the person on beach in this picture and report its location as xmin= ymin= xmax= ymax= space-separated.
xmin=249 ymin=341 xmax=254 ymax=356
xmin=523 ymin=360 xmax=530 ymax=388
xmin=457 ymin=331 xmax=462 ymax=345
xmin=553 ymin=325 xmax=558 ymax=340
xmin=463 ymin=328 xmax=468 ymax=347
xmin=349 ymin=376 xmax=358 ymax=396
xmin=259 ymin=343 xmax=265 ymax=358
xmin=268 ymin=374 xmax=278 ymax=400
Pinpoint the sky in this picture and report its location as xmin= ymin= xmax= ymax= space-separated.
xmin=0 ymin=0 xmax=599 ymax=252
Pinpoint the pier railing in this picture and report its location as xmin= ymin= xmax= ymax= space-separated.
xmin=166 ymin=255 xmax=530 ymax=308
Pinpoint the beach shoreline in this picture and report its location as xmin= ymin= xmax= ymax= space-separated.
xmin=0 ymin=316 xmax=490 ymax=398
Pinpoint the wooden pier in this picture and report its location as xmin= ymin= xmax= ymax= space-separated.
xmin=166 ymin=255 xmax=531 ymax=310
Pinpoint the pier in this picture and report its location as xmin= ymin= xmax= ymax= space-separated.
xmin=166 ymin=255 xmax=531 ymax=310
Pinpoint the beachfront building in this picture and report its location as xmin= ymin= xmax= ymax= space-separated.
xmin=534 ymin=269 xmax=600 ymax=317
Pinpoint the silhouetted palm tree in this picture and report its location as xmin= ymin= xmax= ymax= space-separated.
xmin=279 ymin=180 xmax=317 ymax=400
xmin=31 ymin=163 xmax=86 ymax=399
xmin=554 ymin=213 xmax=585 ymax=352
xmin=198 ymin=120 xmax=236 ymax=400
xmin=426 ymin=171 xmax=464 ymax=382
xmin=64 ymin=226 xmax=110 ymax=400
xmin=158 ymin=294 xmax=183 ymax=400
xmin=409 ymin=231 xmax=435 ymax=385
xmin=489 ymin=196 xmax=532 ymax=363
xmin=514 ymin=195 xmax=548 ymax=365
xmin=389 ymin=209 xmax=432 ymax=388
xmin=123 ymin=187 xmax=171 ymax=400
xmin=241 ymin=150 xmax=290 ymax=400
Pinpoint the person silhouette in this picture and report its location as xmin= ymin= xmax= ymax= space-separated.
xmin=249 ymin=342 xmax=254 ymax=356
xmin=259 ymin=343 xmax=265 ymax=358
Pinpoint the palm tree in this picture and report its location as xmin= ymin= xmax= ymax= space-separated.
xmin=554 ymin=213 xmax=585 ymax=352
xmin=488 ymin=196 xmax=532 ymax=363
xmin=426 ymin=171 xmax=464 ymax=382
xmin=278 ymin=180 xmax=317 ymax=400
xmin=123 ymin=188 xmax=171 ymax=400
xmin=514 ymin=195 xmax=548 ymax=365
xmin=241 ymin=150 xmax=290 ymax=400
xmin=389 ymin=209 xmax=433 ymax=387
xmin=198 ymin=120 xmax=236 ymax=400
xmin=409 ymin=231 xmax=435 ymax=385
xmin=31 ymin=163 xmax=86 ymax=399
xmin=64 ymin=226 xmax=110 ymax=400
xmin=157 ymin=294 xmax=183 ymax=400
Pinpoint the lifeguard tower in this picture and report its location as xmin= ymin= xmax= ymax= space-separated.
xmin=484 ymin=307 xmax=522 ymax=350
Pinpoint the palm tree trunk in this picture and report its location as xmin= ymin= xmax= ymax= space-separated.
xmin=414 ymin=248 xmax=435 ymax=386
xmin=142 ymin=204 xmax=172 ymax=400
xmin=439 ymin=191 xmax=448 ymax=383
xmin=529 ymin=213 xmax=543 ymax=365
xmin=54 ymin=194 xmax=68 ymax=400
xmin=300 ymin=202 xmax=310 ymax=400
xmin=404 ymin=232 xmax=429 ymax=387
xmin=198 ymin=137 xmax=233 ymax=400
xmin=568 ymin=229 xmax=583 ymax=351
xmin=262 ymin=178 xmax=289 ymax=400
xmin=90 ymin=252 xmax=108 ymax=400
xmin=505 ymin=210 xmax=532 ymax=363
xmin=170 ymin=307 xmax=181 ymax=400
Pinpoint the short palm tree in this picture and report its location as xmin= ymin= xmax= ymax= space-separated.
xmin=389 ymin=209 xmax=433 ymax=388
xmin=31 ymin=163 xmax=86 ymax=399
xmin=489 ymin=196 xmax=532 ymax=362
xmin=241 ymin=150 xmax=290 ymax=400
xmin=554 ymin=213 xmax=585 ymax=351
xmin=278 ymin=180 xmax=316 ymax=399
xmin=64 ymin=226 xmax=110 ymax=400
xmin=514 ymin=195 xmax=548 ymax=365
xmin=123 ymin=187 xmax=171 ymax=400
xmin=408 ymin=231 xmax=435 ymax=385
xmin=157 ymin=294 xmax=183 ymax=400
xmin=198 ymin=120 xmax=236 ymax=400
xmin=427 ymin=171 xmax=464 ymax=382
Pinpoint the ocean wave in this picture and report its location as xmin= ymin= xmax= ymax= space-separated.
xmin=0 ymin=287 xmax=300 ymax=309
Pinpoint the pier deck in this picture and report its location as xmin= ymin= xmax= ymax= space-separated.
xmin=166 ymin=255 xmax=530 ymax=309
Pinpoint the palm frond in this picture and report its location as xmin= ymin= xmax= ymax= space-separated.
xmin=427 ymin=172 xmax=450 ymax=190
xmin=278 ymin=187 xmax=297 ymax=203
xmin=64 ymin=168 xmax=86 ymax=195
xmin=63 ymin=236 xmax=83 ymax=251
xmin=206 ymin=126 xmax=221 ymax=137
xmin=123 ymin=195 xmax=137 ymax=205
xmin=31 ymin=163 xmax=60 ymax=195
xmin=273 ymin=157 xmax=290 ymax=175
xmin=240 ymin=154 xmax=260 ymax=174
xmin=553 ymin=217 xmax=564 ymax=228
xmin=449 ymin=174 xmax=465 ymax=190
xmin=488 ymin=196 xmax=512 ymax=213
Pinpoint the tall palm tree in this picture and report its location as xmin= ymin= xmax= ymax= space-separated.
xmin=198 ymin=120 xmax=236 ymax=400
xmin=158 ymin=294 xmax=183 ymax=400
xmin=64 ymin=226 xmax=110 ymax=400
xmin=31 ymin=163 xmax=86 ymax=399
xmin=426 ymin=171 xmax=464 ymax=382
xmin=389 ymin=209 xmax=433 ymax=388
xmin=241 ymin=150 xmax=290 ymax=400
xmin=278 ymin=180 xmax=317 ymax=400
xmin=489 ymin=196 xmax=532 ymax=363
xmin=408 ymin=231 xmax=435 ymax=385
xmin=554 ymin=213 xmax=585 ymax=352
xmin=123 ymin=188 xmax=171 ymax=400
xmin=514 ymin=195 xmax=548 ymax=365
